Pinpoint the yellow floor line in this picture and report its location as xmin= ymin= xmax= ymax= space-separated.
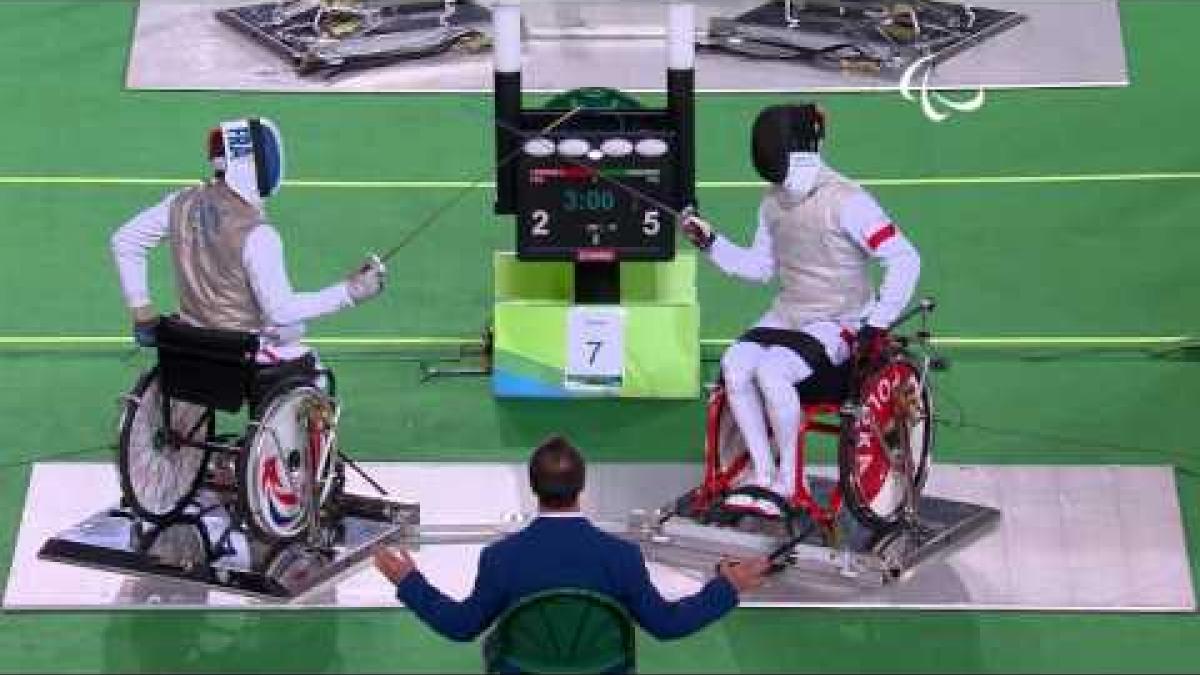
xmin=2 ymin=172 xmax=1200 ymax=189
xmin=0 ymin=335 xmax=1189 ymax=348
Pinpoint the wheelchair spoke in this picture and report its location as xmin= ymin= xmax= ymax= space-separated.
xmin=118 ymin=373 xmax=208 ymax=520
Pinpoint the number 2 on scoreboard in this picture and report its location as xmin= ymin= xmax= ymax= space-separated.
xmin=532 ymin=209 xmax=550 ymax=236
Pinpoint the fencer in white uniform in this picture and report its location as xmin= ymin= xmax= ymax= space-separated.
xmin=683 ymin=104 xmax=921 ymax=516
xmin=110 ymin=117 xmax=387 ymax=366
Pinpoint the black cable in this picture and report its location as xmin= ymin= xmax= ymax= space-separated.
xmin=378 ymin=105 xmax=584 ymax=262
xmin=488 ymin=111 xmax=689 ymax=219
xmin=934 ymin=379 xmax=969 ymax=429
xmin=931 ymin=381 xmax=1198 ymax=479
xmin=935 ymin=418 xmax=1197 ymax=475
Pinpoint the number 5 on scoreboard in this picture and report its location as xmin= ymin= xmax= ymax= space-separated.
xmin=642 ymin=210 xmax=660 ymax=236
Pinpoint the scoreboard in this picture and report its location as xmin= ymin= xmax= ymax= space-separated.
xmin=515 ymin=131 xmax=677 ymax=262
xmin=487 ymin=2 xmax=701 ymax=399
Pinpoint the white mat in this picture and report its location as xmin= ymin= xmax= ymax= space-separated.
xmin=3 ymin=462 xmax=1193 ymax=611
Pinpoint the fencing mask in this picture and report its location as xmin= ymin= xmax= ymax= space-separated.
xmin=751 ymin=103 xmax=825 ymax=194
xmin=207 ymin=117 xmax=285 ymax=206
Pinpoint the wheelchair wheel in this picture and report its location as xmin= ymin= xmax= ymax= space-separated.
xmin=117 ymin=369 xmax=210 ymax=523
xmin=238 ymin=383 xmax=336 ymax=543
xmin=837 ymin=357 xmax=933 ymax=532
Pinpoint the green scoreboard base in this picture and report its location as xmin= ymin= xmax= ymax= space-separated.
xmin=493 ymin=252 xmax=699 ymax=399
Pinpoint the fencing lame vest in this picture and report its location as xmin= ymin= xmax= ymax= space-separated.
xmin=168 ymin=181 xmax=266 ymax=332
xmin=762 ymin=168 xmax=873 ymax=329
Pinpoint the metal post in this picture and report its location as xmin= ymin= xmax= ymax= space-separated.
xmin=493 ymin=0 xmax=522 ymax=214
xmin=666 ymin=2 xmax=696 ymax=209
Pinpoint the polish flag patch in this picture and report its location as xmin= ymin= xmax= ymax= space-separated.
xmin=866 ymin=223 xmax=897 ymax=251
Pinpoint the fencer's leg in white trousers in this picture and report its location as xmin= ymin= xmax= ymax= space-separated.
xmin=755 ymin=346 xmax=815 ymax=501
xmin=720 ymin=341 xmax=776 ymax=488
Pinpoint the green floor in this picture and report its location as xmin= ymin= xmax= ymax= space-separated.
xmin=1 ymin=0 xmax=1198 ymax=671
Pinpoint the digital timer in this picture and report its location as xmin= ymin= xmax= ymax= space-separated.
xmin=563 ymin=187 xmax=617 ymax=212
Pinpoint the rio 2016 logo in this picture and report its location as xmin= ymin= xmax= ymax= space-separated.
xmin=899 ymin=54 xmax=986 ymax=123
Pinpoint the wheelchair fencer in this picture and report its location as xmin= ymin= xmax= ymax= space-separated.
xmin=676 ymin=298 xmax=946 ymax=545
xmin=116 ymin=317 xmax=351 ymax=545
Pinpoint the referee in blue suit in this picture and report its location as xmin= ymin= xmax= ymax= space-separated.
xmin=374 ymin=435 xmax=769 ymax=641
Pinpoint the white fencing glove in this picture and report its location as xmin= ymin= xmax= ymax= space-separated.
xmin=347 ymin=253 xmax=387 ymax=304
xmin=680 ymin=209 xmax=716 ymax=251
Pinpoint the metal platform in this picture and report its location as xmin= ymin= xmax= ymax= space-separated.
xmin=125 ymin=0 xmax=1129 ymax=93
xmin=4 ymin=462 xmax=1194 ymax=611
xmin=37 ymin=490 xmax=418 ymax=602
xmin=702 ymin=0 xmax=1027 ymax=76
xmin=636 ymin=475 xmax=1002 ymax=589
xmin=214 ymin=0 xmax=493 ymax=78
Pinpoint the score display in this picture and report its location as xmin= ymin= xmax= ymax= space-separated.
xmin=515 ymin=132 xmax=678 ymax=262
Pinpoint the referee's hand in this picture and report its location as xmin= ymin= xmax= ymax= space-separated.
xmin=717 ymin=556 xmax=770 ymax=594
xmin=373 ymin=546 xmax=416 ymax=584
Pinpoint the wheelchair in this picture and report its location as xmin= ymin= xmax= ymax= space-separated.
xmin=682 ymin=299 xmax=944 ymax=540
xmin=115 ymin=318 xmax=344 ymax=544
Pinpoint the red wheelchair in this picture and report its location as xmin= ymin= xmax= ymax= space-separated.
xmin=680 ymin=299 xmax=944 ymax=540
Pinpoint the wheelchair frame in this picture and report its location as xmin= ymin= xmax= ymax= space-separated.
xmin=680 ymin=299 xmax=942 ymax=546
xmin=116 ymin=319 xmax=347 ymax=546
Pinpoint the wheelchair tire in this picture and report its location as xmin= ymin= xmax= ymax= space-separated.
xmin=237 ymin=381 xmax=337 ymax=543
xmin=837 ymin=358 xmax=934 ymax=533
xmin=117 ymin=368 xmax=210 ymax=523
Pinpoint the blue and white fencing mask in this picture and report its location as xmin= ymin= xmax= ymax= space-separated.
xmin=209 ymin=117 xmax=285 ymax=206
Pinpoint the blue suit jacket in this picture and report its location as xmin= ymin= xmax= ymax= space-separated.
xmin=396 ymin=515 xmax=738 ymax=642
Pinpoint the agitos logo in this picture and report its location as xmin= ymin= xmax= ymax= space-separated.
xmin=899 ymin=53 xmax=986 ymax=123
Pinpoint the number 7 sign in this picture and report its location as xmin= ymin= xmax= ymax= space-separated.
xmin=565 ymin=307 xmax=626 ymax=393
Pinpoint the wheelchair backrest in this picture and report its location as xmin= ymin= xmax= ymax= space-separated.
xmin=155 ymin=318 xmax=259 ymax=413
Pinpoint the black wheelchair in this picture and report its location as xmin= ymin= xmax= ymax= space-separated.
xmin=116 ymin=318 xmax=345 ymax=544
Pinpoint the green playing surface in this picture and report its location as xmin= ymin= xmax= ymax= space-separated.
xmin=0 ymin=1 xmax=1197 ymax=671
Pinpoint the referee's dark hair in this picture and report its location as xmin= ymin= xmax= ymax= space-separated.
xmin=529 ymin=435 xmax=586 ymax=509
